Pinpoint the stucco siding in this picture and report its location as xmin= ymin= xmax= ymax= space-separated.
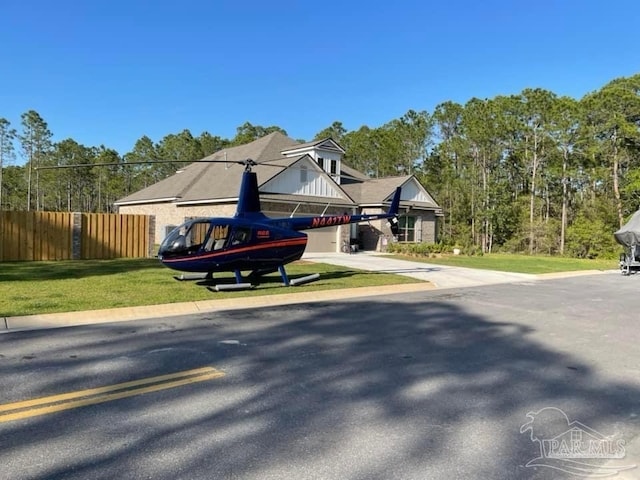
xmin=118 ymin=203 xmax=179 ymax=245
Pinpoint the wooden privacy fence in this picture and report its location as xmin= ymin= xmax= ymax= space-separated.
xmin=0 ymin=211 xmax=155 ymax=261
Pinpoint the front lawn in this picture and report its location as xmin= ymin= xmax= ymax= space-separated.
xmin=0 ymin=258 xmax=420 ymax=317
xmin=389 ymin=253 xmax=617 ymax=274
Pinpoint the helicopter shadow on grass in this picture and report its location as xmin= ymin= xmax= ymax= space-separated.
xmin=0 ymin=258 xmax=163 ymax=283
xmin=193 ymin=268 xmax=379 ymax=289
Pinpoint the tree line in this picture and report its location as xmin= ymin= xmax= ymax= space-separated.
xmin=2 ymin=73 xmax=639 ymax=258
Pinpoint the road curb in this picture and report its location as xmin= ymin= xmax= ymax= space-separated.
xmin=2 ymin=282 xmax=435 ymax=333
xmin=535 ymin=269 xmax=612 ymax=279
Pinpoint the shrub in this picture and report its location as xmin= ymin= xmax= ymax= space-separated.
xmin=387 ymin=241 xmax=456 ymax=256
xmin=565 ymin=215 xmax=620 ymax=259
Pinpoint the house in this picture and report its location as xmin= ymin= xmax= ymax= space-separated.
xmin=115 ymin=132 xmax=442 ymax=252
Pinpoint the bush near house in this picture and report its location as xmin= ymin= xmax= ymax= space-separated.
xmin=388 ymin=241 xmax=460 ymax=256
xmin=388 ymin=238 xmax=622 ymax=262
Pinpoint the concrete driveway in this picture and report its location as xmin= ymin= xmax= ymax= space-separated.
xmin=303 ymin=252 xmax=537 ymax=289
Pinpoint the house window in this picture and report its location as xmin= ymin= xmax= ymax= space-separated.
xmin=398 ymin=216 xmax=416 ymax=242
xmin=317 ymin=157 xmax=324 ymax=169
xmin=300 ymin=165 xmax=308 ymax=182
xmin=329 ymin=159 xmax=337 ymax=175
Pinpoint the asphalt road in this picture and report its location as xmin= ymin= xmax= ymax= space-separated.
xmin=1 ymin=272 xmax=639 ymax=480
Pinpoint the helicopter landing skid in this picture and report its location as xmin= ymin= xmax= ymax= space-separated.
xmin=206 ymin=270 xmax=255 ymax=292
xmin=208 ymin=283 xmax=254 ymax=292
xmin=173 ymin=273 xmax=212 ymax=281
xmin=278 ymin=265 xmax=320 ymax=287
xmin=289 ymin=273 xmax=320 ymax=286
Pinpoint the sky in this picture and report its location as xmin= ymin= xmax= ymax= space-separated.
xmin=2 ymin=0 xmax=639 ymax=162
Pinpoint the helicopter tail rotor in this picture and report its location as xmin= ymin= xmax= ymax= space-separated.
xmin=388 ymin=187 xmax=401 ymax=236
xmin=389 ymin=215 xmax=400 ymax=236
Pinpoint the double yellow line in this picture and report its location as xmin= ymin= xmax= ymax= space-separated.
xmin=0 ymin=366 xmax=225 ymax=423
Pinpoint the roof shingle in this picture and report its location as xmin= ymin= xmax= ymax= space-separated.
xmin=116 ymin=132 xmax=441 ymax=211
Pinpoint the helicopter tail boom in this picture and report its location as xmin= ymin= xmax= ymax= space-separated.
xmin=283 ymin=187 xmax=401 ymax=234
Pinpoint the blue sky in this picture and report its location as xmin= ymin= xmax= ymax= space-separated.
xmin=2 ymin=0 xmax=639 ymax=162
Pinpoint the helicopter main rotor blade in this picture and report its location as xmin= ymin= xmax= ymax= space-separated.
xmin=34 ymin=157 xmax=373 ymax=182
xmin=34 ymin=158 xmax=258 ymax=170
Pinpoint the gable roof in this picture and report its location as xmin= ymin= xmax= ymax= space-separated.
xmin=281 ymin=137 xmax=345 ymax=156
xmin=115 ymin=132 xmax=441 ymax=212
xmin=339 ymin=162 xmax=369 ymax=182
xmin=341 ymin=176 xmax=407 ymax=204
xmin=342 ymin=175 xmax=441 ymax=210
xmin=116 ymin=132 xmax=299 ymax=205
xmin=260 ymin=155 xmax=354 ymax=201
xmin=207 ymin=131 xmax=298 ymax=163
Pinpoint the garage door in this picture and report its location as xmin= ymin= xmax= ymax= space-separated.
xmin=305 ymin=226 xmax=338 ymax=252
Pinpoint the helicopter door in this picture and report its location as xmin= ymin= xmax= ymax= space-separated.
xmin=203 ymin=224 xmax=230 ymax=251
xmin=230 ymin=226 xmax=251 ymax=246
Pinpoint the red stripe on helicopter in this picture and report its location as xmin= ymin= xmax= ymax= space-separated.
xmin=162 ymin=237 xmax=308 ymax=263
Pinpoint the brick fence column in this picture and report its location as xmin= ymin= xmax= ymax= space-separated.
xmin=148 ymin=215 xmax=156 ymax=257
xmin=72 ymin=212 xmax=82 ymax=260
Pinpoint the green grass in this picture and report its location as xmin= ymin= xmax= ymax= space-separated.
xmin=389 ymin=253 xmax=617 ymax=274
xmin=0 ymin=258 xmax=420 ymax=317
xmin=1 ymin=254 xmax=619 ymax=317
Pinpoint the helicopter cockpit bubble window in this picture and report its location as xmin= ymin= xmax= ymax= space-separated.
xmin=159 ymin=219 xmax=210 ymax=256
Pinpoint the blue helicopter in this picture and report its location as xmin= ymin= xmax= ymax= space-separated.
xmin=157 ymin=159 xmax=401 ymax=290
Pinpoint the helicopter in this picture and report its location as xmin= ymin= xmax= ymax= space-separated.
xmin=157 ymin=159 xmax=401 ymax=290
